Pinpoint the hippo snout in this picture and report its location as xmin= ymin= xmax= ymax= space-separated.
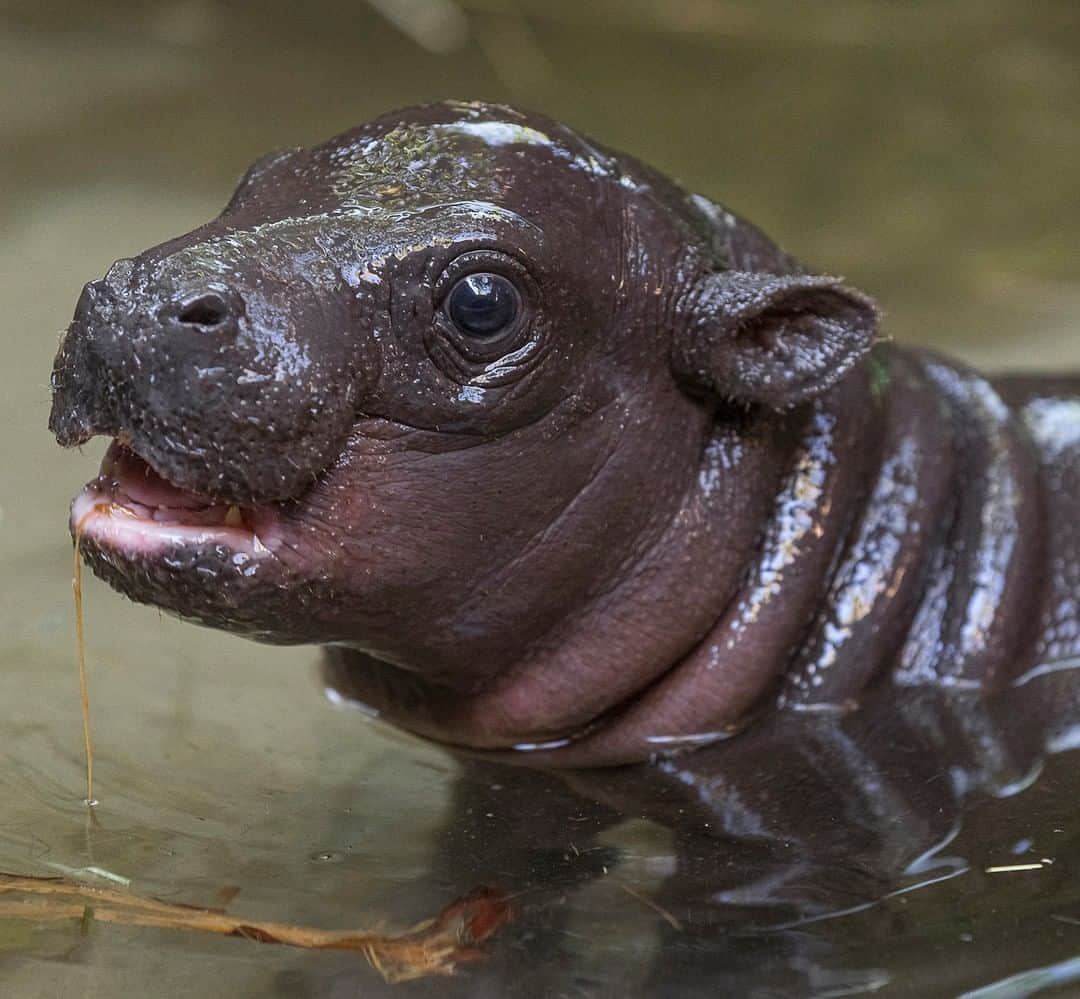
xmin=49 ymin=277 xmax=122 ymax=448
xmin=49 ymin=239 xmax=364 ymax=505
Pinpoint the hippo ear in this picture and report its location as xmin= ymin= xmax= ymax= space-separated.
xmin=672 ymin=271 xmax=880 ymax=409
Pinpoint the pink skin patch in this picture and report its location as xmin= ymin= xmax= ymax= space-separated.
xmin=72 ymin=441 xmax=283 ymax=559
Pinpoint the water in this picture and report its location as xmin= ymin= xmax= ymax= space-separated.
xmin=2 ymin=1 xmax=1079 ymax=995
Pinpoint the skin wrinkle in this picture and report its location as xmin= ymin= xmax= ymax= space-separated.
xmin=1003 ymin=395 xmax=1080 ymax=665
xmin=894 ymin=389 xmax=969 ymax=686
xmin=313 ymin=393 xmax=648 ymax=673
xmin=778 ymin=354 xmax=952 ymax=707
xmin=464 ymin=412 xmax=708 ymax=675
xmin=317 ymin=393 xmax=617 ymax=574
xmin=461 ymin=400 xmax=725 ymax=706
xmin=411 ymin=412 xmax=790 ymax=748
xmin=523 ymin=374 xmax=876 ymax=764
xmin=519 ymin=533 xmax=760 ymax=756
xmin=908 ymin=358 xmax=1047 ymax=688
xmin=51 ymin=102 xmax=1079 ymax=766
xmin=464 ymin=430 xmax=620 ymax=604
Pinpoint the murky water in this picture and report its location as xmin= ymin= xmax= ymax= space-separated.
xmin=2 ymin=1 xmax=1079 ymax=995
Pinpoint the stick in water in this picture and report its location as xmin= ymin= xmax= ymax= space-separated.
xmin=0 ymin=873 xmax=513 ymax=983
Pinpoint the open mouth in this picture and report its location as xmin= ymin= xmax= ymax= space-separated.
xmin=72 ymin=440 xmax=280 ymax=558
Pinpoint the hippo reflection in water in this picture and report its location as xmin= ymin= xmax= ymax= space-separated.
xmin=50 ymin=101 xmax=1080 ymax=767
xmin=416 ymin=671 xmax=1080 ymax=995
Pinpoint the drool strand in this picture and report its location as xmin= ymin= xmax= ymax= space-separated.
xmin=73 ymin=506 xmax=108 ymax=807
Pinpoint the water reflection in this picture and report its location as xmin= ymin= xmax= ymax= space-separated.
xmin=4 ymin=641 xmax=1077 ymax=995
xmin=399 ymin=665 xmax=1080 ymax=996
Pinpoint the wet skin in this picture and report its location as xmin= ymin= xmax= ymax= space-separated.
xmin=49 ymin=102 xmax=1080 ymax=766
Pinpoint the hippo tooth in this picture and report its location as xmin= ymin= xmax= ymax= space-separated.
xmin=225 ymin=505 xmax=244 ymax=528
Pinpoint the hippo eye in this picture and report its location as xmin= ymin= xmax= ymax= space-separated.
xmin=446 ymin=273 xmax=520 ymax=338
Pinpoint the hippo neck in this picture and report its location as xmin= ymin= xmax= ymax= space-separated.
xmin=475 ymin=347 xmax=1047 ymax=766
xmin=324 ymin=347 xmax=1048 ymax=766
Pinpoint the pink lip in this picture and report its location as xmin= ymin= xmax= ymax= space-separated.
xmin=72 ymin=441 xmax=282 ymax=559
xmin=99 ymin=440 xmax=210 ymax=510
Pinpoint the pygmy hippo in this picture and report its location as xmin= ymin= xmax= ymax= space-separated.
xmin=50 ymin=102 xmax=1080 ymax=766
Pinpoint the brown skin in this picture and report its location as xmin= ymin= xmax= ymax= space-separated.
xmin=49 ymin=102 xmax=1080 ymax=766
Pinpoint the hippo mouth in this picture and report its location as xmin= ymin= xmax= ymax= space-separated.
xmin=72 ymin=440 xmax=283 ymax=560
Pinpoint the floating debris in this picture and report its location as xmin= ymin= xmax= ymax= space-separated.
xmin=0 ymin=872 xmax=512 ymax=983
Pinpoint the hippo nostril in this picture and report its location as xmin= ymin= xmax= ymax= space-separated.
xmin=176 ymin=292 xmax=231 ymax=328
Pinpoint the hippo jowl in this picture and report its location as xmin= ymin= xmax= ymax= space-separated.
xmin=50 ymin=101 xmax=1080 ymax=767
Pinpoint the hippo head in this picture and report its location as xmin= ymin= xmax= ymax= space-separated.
xmin=51 ymin=102 xmax=877 ymax=753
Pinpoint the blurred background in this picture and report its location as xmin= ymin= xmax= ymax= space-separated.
xmin=1 ymin=2 xmax=1079 ymax=995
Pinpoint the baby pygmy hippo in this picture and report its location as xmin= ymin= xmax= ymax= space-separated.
xmin=50 ymin=102 xmax=1080 ymax=766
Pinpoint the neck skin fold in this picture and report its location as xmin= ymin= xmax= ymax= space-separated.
xmin=324 ymin=347 xmax=1048 ymax=767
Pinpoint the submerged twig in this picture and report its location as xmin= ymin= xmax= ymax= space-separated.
xmin=619 ymin=883 xmax=683 ymax=932
xmin=0 ymin=872 xmax=512 ymax=983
